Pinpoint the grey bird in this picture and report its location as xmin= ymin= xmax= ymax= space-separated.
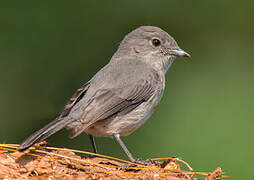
xmin=18 ymin=26 xmax=190 ymax=162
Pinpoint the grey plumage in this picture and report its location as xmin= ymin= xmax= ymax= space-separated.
xmin=18 ymin=26 xmax=190 ymax=162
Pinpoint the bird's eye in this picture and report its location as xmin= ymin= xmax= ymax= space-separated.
xmin=152 ymin=39 xmax=161 ymax=47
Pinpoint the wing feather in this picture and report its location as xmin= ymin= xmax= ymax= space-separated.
xmin=60 ymin=81 xmax=90 ymax=118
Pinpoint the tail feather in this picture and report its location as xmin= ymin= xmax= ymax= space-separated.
xmin=17 ymin=118 xmax=72 ymax=151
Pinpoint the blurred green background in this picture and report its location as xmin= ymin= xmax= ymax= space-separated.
xmin=1 ymin=0 xmax=253 ymax=179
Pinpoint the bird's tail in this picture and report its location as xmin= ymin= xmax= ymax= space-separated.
xmin=17 ymin=117 xmax=72 ymax=151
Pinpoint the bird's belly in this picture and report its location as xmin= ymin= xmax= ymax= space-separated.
xmin=85 ymin=91 xmax=163 ymax=137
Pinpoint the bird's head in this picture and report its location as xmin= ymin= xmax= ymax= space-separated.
xmin=115 ymin=26 xmax=190 ymax=73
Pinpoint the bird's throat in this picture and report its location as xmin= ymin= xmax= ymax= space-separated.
xmin=162 ymin=56 xmax=175 ymax=74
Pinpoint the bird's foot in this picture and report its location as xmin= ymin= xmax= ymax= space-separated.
xmin=117 ymin=158 xmax=152 ymax=172
xmin=121 ymin=158 xmax=152 ymax=167
xmin=133 ymin=158 xmax=152 ymax=165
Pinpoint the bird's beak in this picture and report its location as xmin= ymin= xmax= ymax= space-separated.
xmin=169 ymin=49 xmax=191 ymax=57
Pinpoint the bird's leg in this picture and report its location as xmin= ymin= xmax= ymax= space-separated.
xmin=113 ymin=133 xmax=135 ymax=162
xmin=89 ymin=134 xmax=97 ymax=153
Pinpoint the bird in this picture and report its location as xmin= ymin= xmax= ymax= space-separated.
xmin=17 ymin=26 xmax=190 ymax=163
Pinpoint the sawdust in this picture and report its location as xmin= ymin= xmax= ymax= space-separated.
xmin=0 ymin=143 xmax=224 ymax=180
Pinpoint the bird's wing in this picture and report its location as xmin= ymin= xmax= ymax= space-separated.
xmin=89 ymin=78 xmax=154 ymax=120
xmin=69 ymin=73 xmax=157 ymax=138
xmin=59 ymin=81 xmax=90 ymax=118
